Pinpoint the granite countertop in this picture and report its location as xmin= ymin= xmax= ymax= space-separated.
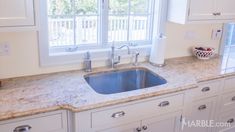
xmin=1 ymin=56 xmax=235 ymax=121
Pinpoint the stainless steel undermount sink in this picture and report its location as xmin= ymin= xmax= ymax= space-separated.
xmin=84 ymin=67 xmax=167 ymax=94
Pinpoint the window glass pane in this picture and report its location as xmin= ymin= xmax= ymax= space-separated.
xmin=75 ymin=0 xmax=98 ymax=15
xmin=76 ymin=16 xmax=98 ymax=44
xmin=47 ymin=0 xmax=98 ymax=47
xmin=129 ymin=16 xmax=148 ymax=41
xmin=48 ymin=0 xmax=73 ymax=16
xmin=108 ymin=0 xmax=152 ymax=43
xmin=222 ymin=23 xmax=235 ymax=69
xmin=109 ymin=0 xmax=129 ymax=15
xmin=48 ymin=16 xmax=74 ymax=47
xmin=130 ymin=0 xmax=149 ymax=14
xmin=108 ymin=16 xmax=128 ymax=41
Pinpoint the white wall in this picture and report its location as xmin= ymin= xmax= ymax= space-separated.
xmin=165 ymin=22 xmax=222 ymax=58
xmin=0 ymin=22 xmax=223 ymax=79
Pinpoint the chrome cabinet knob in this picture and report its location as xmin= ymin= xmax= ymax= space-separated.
xmin=136 ymin=127 xmax=142 ymax=132
xmin=142 ymin=125 xmax=148 ymax=130
xmin=14 ymin=125 xmax=31 ymax=132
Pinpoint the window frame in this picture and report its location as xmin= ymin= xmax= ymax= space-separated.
xmin=38 ymin=0 xmax=167 ymax=66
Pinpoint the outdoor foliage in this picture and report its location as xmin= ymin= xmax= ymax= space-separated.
xmin=48 ymin=0 xmax=148 ymax=16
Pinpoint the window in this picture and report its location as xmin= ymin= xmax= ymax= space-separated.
xmin=47 ymin=0 xmax=99 ymax=47
xmin=39 ymin=0 xmax=166 ymax=66
xmin=221 ymin=23 xmax=235 ymax=69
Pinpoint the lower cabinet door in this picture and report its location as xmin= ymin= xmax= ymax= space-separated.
xmin=219 ymin=127 xmax=235 ymax=132
xmin=183 ymin=97 xmax=216 ymax=132
xmin=96 ymin=121 xmax=141 ymax=132
xmin=141 ymin=111 xmax=182 ymax=132
xmin=217 ymin=110 xmax=235 ymax=132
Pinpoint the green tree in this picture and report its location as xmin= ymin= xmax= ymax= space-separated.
xmin=48 ymin=0 xmax=148 ymax=16
xmin=48 ymin=0 xmax=73 ymax=16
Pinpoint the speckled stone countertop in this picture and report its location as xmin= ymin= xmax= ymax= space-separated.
xmin=1 ymin=56 xmax=235 ymax=121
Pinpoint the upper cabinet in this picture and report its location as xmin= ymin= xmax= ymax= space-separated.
xmin=0 ymin=0 xmax=35 ymax=30
xmin=168 ymin=0 xmax=235 ymax=24
xmin=216 ymin=0 xmax=235 ymax=20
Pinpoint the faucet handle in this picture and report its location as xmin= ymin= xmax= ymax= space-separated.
xmin=132 ymin=51 xmax=140 ymax=66
xmin=115 ymin=55 xmax=121 ymax=64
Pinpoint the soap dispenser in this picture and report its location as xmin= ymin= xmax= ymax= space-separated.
xmin=84 ymin=51 xmax=92 ymax=72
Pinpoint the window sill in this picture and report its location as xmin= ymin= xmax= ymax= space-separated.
xmin=40 ymin=45 xmax=151 ymax=67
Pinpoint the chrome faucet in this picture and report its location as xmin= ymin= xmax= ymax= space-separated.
xmin=110 ymin=44 xmax=131 ymax=68
xmin=117 ymin=45 xmax=131 ymax=54
xmin=132 ymin=51 xmax=140 ymax=66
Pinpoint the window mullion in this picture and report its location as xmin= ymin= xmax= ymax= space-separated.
xmin=148 ymin=0 xmax=155 ymax=41
xmin=100 ymin=0 xmax=109 ymax=46
xmin=72 ymin=0 xmax=77 ymax=46
xmin=127 ymin=0 xmax=131 ymax=42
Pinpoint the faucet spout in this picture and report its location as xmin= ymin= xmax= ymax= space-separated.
xmin=118 ymin=45 xmax=131 ymax=54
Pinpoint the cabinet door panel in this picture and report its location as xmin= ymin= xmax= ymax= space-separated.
xmin=183 ymin=98 xmax=216 ymax=132
xmin=97 ymin=122 xmax=140 ymax=132
xmin=141 ymin=111 xmax=182 ymax=132
xmin=0 ymin=0 xmax=34 ymax=27
xmin=188 ymin=0 xmax=216 ymax=20
xmin=216 ymin=0 xmax=235 ymax=20
xmin=217 ymin=110 xmax=235 ymax=132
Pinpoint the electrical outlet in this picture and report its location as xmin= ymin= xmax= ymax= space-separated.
xmin=211 ymin=29 xmax=223 ymax=40
xmin=0 ymin=42 xmax=10 ymax=56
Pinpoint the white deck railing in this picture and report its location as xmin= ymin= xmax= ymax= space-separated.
xmin=48 ymin=16 xmax=148 ymax=47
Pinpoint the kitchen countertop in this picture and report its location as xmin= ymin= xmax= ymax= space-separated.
xmin=1 ymin=55 xmax=235 ymax=121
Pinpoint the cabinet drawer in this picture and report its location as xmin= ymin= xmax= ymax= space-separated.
xmin=218 ymin=110 xmax=235 ymax=131
xmin=91 ymin=94 xmax=184 ymax=128
xmin=221 ymin=91 xmax=235 ymax=111
xmin=0 ymin=111 xmax=67 ymax=132
xmin=190 ymin=97 xmax=216 ymax=120
xmin=193 ymin=81 xmax=220 ymax=99
xmin=224 ymin=77 xmax=235 ymax=92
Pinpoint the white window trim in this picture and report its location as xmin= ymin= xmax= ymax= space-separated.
xmin=38 ymin=0 xmax=167 ymax=67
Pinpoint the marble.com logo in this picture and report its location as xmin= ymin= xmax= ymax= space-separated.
xmin=181 ymin=118 xmax=231 ymax=130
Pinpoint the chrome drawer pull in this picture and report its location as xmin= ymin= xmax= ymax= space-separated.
xmin=232 ymin=96 xmax=235 ymax=101
xmin=201 ymin=87 xmax=210 ymax=92
xmin=227 ymin=118 xmax=234 ymax=124
xmin=14 ymin=125 xmax=32 ymax=132
xmin=158 ymin=101 xmax=170 ymax=107
xmin=111 ymin=111 xmax=125 ymax=118
xmin=198 ymin=105 xmax=207 ymax=111
xmin=216 ymin=12 xmax=221 ymax=16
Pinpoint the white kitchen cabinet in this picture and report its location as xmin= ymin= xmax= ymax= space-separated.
xmin=96 ymin=111 xmax=182 ymax=132
xmin=75 ymin=93 xmax=184 ymax=132
xmin=188 ymin=0 xmax=215 ymax=21
xmin=168 ymin=0 xmax=235 ymax=24
xmin=141 ymin=111 xmax=182 ymax=132
xmin=216 ymin=0 xmax=235 ymax=20
xmin=183 ymin=97 xmax=217 ymax=132
xmin=0 ymin=0 xmax=35 ymax=28
xmin=0 ymin=110 xmax=68 ymax=132
xmin=96 ymin=122 xmax=140 ymax=132
xmin=217 ymin=110 xmax=235 ymax=132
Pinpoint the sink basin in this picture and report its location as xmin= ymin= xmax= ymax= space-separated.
xmin=84 ymin=67 xmax=167 ymax=94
